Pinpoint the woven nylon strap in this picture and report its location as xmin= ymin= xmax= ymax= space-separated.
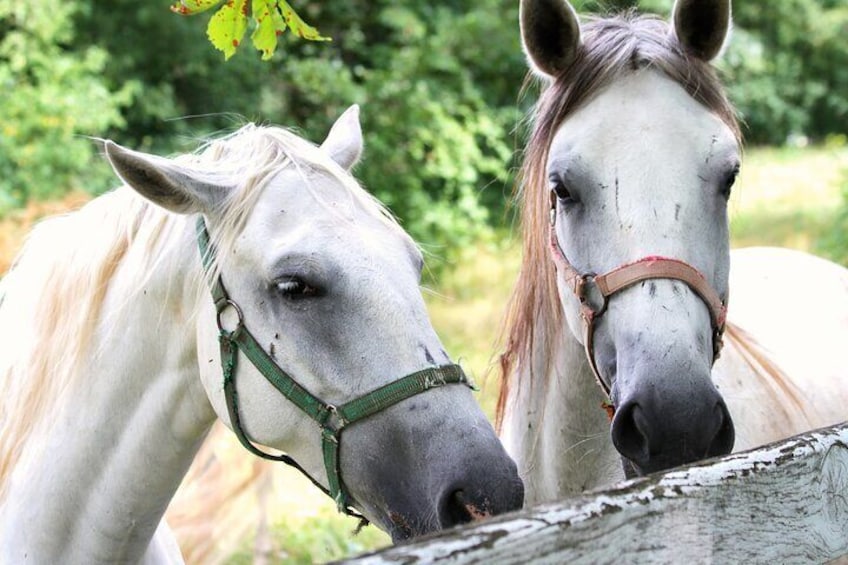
xmin=195 ymin=217 xmax=473 ymax=520
xmin=548 ymin=198 xmax=727 ymax=409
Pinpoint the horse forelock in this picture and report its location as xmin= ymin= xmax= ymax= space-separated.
xmin=495 ymin=11 xmax=741 ymax=428
xmin=189 ymin=124 xmax=404 ymax=283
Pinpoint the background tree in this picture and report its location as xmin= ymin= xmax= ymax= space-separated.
xmin=0 ymin=0 xmax=131 ymax=212
xmin=3 ymin=0 xmax=847 ymax=259
xmin=70 ymin=0 xmax=526 ymax=260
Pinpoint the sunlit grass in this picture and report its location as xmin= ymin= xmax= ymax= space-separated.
xmin=224 ymin=474 xmax=390 ymax=565
xmin=730 ymin=144 xmax=848 ymax=250
xmin=423 ymin=236 xmax=522 ymax=418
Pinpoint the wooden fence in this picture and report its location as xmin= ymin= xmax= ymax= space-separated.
xmin=346 ymin=422 xmax=848 ymax=564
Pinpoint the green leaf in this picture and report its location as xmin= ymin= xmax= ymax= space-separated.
xmin=250 ymin=0 xmax=286 ymax=60
xmin=206 ymin=0 xmax=249 ymax=61
xmin=170 ymin=0 xmax=223 ymax=16
xmin=278 ymin=1 xmax=330 ymax=42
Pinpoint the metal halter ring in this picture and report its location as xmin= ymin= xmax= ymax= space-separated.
xmin=216 ymin=299 xmax=244 ymax=334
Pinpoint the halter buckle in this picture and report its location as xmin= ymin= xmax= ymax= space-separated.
xmin=575 ymin=274 xmax=607 ymax=317
xmin=713 ymin=326 xmax=725 ymax=360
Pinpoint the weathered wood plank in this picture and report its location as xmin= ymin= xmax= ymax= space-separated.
xmin=346 ymin=422 xmax=848 ymax=564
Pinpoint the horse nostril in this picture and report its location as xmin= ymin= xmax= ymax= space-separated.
xmin=440 ymin=490 xmax=490 ymax=528
xmin=611 ymin=402 xmax=651 ymax=465
xmin=708 ymin=401 xmax=735 ymax=457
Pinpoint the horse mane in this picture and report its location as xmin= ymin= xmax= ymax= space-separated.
xmin=495 ymin=11 xmax=741 ymax=428
xmin=0 ymin=191 xmax=170 ymax=501
xmin=182 ymin=124 xmax=402 ymax=285
xmin=0 ymin=123 xmax=396 ymax=502
xmin=723 ymin=322 xmax=813 ymax=429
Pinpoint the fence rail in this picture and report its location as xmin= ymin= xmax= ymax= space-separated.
xmin=346 ymin=422 xmax=848 ymax=564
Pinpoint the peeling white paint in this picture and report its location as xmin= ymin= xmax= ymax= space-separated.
xmin=349 ymin=423 xmax=848 ymax=564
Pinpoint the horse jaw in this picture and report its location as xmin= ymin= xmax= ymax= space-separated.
xmin=499 ymin=325 xmax=623 ymax=504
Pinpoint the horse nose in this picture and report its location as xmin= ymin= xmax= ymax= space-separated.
xmin=438 ymin=474 xmax=524 ymax=529
xmin=611 ymin=392 xmax=734 ymax=473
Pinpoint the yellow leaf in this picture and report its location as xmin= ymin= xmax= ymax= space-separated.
xmin=206 ymin=0 xmax=250 ymax=60
xmin=278 ymin=1 xmax=330 ymax=42
xmin=251 ymin=0 xmax=286 ymax=60
xmin=170 ymin=0 xmax=222 ymax=16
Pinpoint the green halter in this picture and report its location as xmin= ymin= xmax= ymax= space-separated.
xmin=195 ymin=217 xmax=473 ymax=523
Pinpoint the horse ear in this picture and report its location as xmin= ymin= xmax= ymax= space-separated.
xmin=104 ymin=141 xmax=227 ymax=215
xmin=672 ymin=0 xmax=732 ymax=61
xmin=520 ymin=0 xmax=582 ymax=79
xmin=320 ymin=104 xmax=363 ymax=170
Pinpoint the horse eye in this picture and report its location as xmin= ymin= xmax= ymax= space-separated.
xmin=275 ymin=277 xmax=320 ymax=299
xmin=721 ymin=166 xmax=740 ymax=199
xmin=550 ymin=179 xmax=577 ymax=204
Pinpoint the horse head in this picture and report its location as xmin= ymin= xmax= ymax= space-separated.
xmin=105 ymin=106 xmax=523 ymax=540
xmin=520 ymin=0 xmax=738 ymax=475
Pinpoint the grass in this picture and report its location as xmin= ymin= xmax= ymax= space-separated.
xmin=422 ymin=236 xmax=523 ymax=417
xmin=224 ymin=485 xmax=389 ymax=564
xmin=729 ymin=144 xmax=848 ymax=250
xmin=0 ymin=145 xmax=845 ymax=563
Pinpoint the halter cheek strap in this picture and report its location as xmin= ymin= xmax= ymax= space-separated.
xmin=196 ymin=217 xmax=474 ymax=525
xmin=548 ymin=196 xmax=727 ymax=414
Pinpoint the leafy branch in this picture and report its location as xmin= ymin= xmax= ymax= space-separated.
xmin=171 ymin=0 xmax=329 ymax=60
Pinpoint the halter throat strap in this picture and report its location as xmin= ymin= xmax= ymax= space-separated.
xmin=548 ymin=199 xmax=727 ymax=408
xmin=195 ymin=217 xmax=473 ymax=522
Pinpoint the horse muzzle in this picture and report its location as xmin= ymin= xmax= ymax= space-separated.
xmin=610 ymin=372 xmax=735 ymax=475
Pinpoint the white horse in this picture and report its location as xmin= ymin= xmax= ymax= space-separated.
xmin=497 ymin=0 xmax=848 ymax=506
xmin=0 ymin=106 xmax=523 ymax=563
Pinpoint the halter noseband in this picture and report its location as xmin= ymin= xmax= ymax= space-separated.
xmin=196 ymin=217 xmax=474 ymax=525
xmin=548 ymin=193 xmax=727 ymax=413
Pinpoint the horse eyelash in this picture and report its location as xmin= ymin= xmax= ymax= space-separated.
xmin=551 ymin=180 xmax=578 ymax=205
xmin=722 ymin=165 xmax=740 ymax=198
xmin=276 ymin=280 xmax=301 ymax=293
xmin=276 ymin=278 xmax=320 ymax=298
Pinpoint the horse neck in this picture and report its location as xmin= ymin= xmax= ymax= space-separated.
xmin=501 ymin=323 xmax=623 ymax=505
xmin=0 ymin=202 xmax=216 ymax=563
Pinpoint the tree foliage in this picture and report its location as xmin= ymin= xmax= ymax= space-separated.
xmin=723 ymin=0 xmax=848 ymax=144
xmin=3 ymin=0 xmax=848 ymax=256
xmin=0 ymin=0 xmax=131 ymax=212
xmin=69 ymin=0 xmax=526 ymax=260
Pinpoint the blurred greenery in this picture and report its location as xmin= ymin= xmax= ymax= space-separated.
xmin=4 ymin=0 xmax=846 ymax=261
xmin=225 ymin=507 xmax=389 ymax=564
xmin=818 ymin=165 xmax=848 ymax=265
xmin=0 ymin=0 xmax=133 ymax=212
